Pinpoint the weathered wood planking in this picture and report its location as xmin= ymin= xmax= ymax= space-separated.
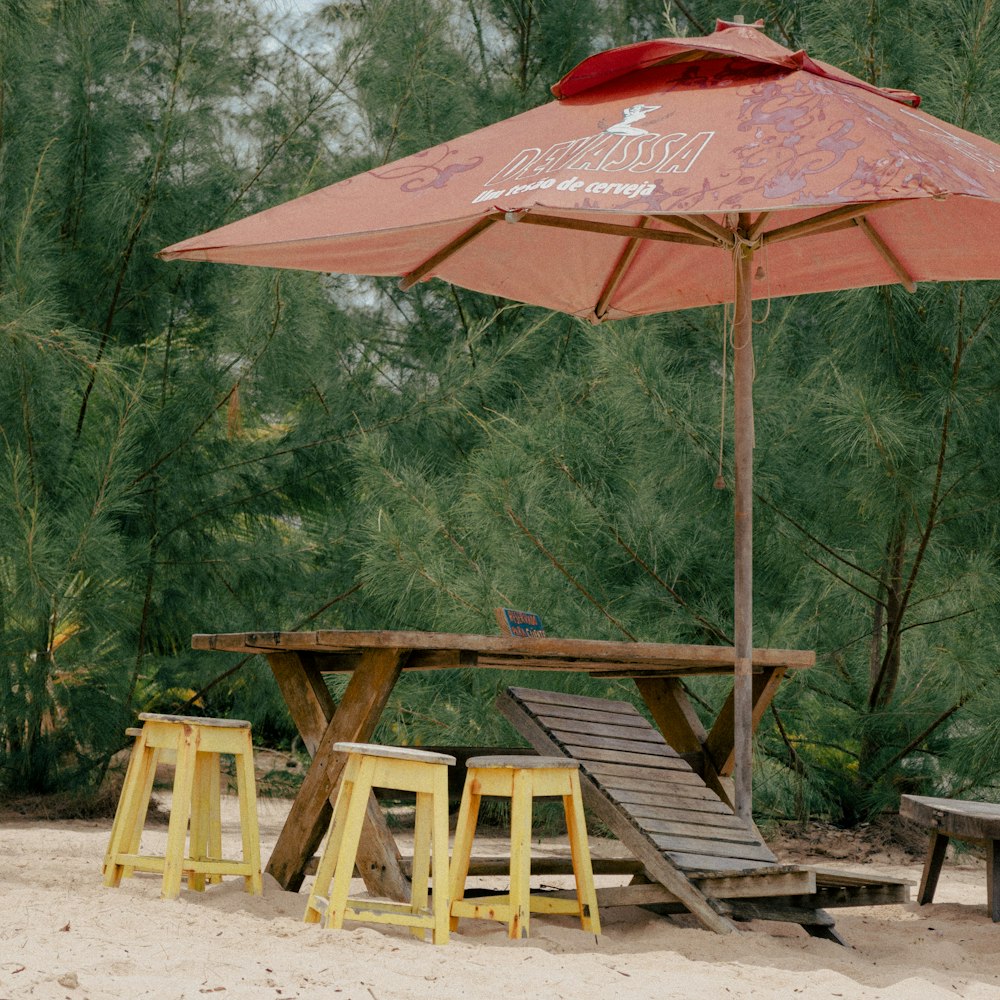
xmin=499 ymin=685 xmax=910 ymax=940
xmin=192 ymin=630 xmax=815 ymax=677
xmin=506 ymin=686 xmax=777 ymax=869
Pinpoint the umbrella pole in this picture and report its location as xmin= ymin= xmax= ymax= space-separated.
xmin=732 ymin=220 xmax=755 ymax=825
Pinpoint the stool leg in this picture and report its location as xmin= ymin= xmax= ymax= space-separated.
xmin=988 ymin=839 xmax=999 ymax=922
xmin=325 ymin=757 xmax=376 ymax=930
xmin=122 ymin=746 xmax=161 ymax=879
xmin=304 ymin=761 xmax=357 ymax=923
xmin=207 ymin=753 xmax=224 ymax=886
xmin=508 ymin=769 xmax=533 ymax=939
xmin=234 ymin=734 xmax=262 ymax=895
xmin=103 ymin=734 xmax=144 ymax=878
xmin=104 ymin=734 xmax=157 ymax=887
xmin=188 ymin=752 xmax=214 ymax=891
xmin=430 ymin=764 xmax=451 ymax=945
xmin=449 ymin=774 xmax=482 ymax=932
xmin=162 ymin=725 xmax=199 ymax=900
xmin=918 ymin=830 xmax=949 ymax=905
xmin=410 ymin=790 xmax=432 ymax=941
xmin=564 ymin=771 xmax=600 ymax=935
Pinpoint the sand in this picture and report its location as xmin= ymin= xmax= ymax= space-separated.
xmin=2 ymin=794 xmax=999 ymax=1000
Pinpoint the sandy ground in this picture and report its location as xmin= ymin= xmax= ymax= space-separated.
xmin=2 ymin=793 xmax=999 ymax=1000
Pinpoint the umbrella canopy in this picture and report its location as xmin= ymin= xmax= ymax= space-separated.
xmin=161 ymin=20 xmax=1000 ymax=320
xmin=160 ymin=19 xmax=1000 ymax=822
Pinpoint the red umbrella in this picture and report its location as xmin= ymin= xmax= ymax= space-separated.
xmin=161 ymin=19 xmax=1000 ymax=821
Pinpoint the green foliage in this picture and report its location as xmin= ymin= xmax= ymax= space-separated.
xmin=5 ymin=0 xmax=1000 ymax=829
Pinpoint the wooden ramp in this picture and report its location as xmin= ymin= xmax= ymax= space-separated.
xmin=498 ymin=686 xmax=910 ymax=941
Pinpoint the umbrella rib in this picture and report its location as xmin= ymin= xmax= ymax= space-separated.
xmin=399 ymin=213 xmax=503 ymax=290
xmin=854 ymin=217 xmax=916 ymax=292
xmin=514 ymin=213 xmax=717 ymax=246
xmin=761 ymin=200 xmax=904 ymax=246
xmin=654 ymin=213 xmax=733 ymax=244
xmin=594 ymin=220 xmax=651 ymax=321
xmin=746 ymin=212 xmax=772 ymax=241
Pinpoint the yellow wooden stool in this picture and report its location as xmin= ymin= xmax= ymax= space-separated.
xmin=304 ymin=743 xmax=454 ymax=944
xmin=103 ymin=713 xmax=263 ymax=899
xmin=450 ymin=756 xmax=601 ymax=939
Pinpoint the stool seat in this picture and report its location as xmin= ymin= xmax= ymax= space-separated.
xmin=103 ymin=715 xmax=262 ymax=900
xmin=335 ymin=742 xmax=457 ymax=766
xmin=305 ymin=743 xmax=453 ymax=944
xmin=466 ymin=755 xmax=577 ymax=769
xmin=139 ymin=712 xmax=251 ymax=728
xmin=450 ymin=758 xmax=601 ymax=939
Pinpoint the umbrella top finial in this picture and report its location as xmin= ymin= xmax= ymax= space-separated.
xmin=551 ymin=20 xmax=920 ymax=107
xmin=717 ymin=16 xmax=763 ymax=27
xmin=551 ymin=24 xmax=791 ymax=100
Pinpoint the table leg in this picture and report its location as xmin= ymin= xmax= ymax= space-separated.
xmin=917 ymin=829 xmax=949 ymax=905
xmin=265 ymin=648 xmax=409 ymax=896
xmin=987 ymin=839 xmax=999 ymax=922
xmin=634 ymin=677 xmax=734 ymax=809
xmin=704 ymin=667 xmax=786 ymax=777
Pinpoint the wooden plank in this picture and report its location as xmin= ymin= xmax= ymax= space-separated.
xmin=635 ymin=676 xmax=736 ymax=809
xmin=810 ymin=867 xmax=912 ymax=888
xmin=498 ymin=700 xmax=657 ymax=731
xmin=917 ymin=829 xmax=949 ymax=905
xmin=194 ymin=631 xmax=814 ymax=673
xmin=810 ymin=881 xmax=912 ymax=909
xmin=634 ymin=677 xmax=708 ymax=754
xmin=988 ymin=840 xmax=999 ymax=922
xmin=494 ymin=686 xmax=913 ymax=940
xmin=479 ymin=658 xmax=739 ymax=674
xmin=265 ymin=647 xmax=407 ymax=895
xmin=266 ymin=652 xmax=337 ymax=756
xmin=584 ymin=757 xmax=713 ymax=782
xmin=561 ymin=743 xmax=691 ymax=769
xmin=510 ymin=687 xmax=636 ymax=711
xmin=720 ymin=898 xmax=837 ymax=929
xmin=901 ymin=794 xmax=1000 ymax=841
xmin=617 ymin=794 xmax=739 ymax=821
xmin=545 ymin=718 xmax=678 ymax=748
xmin=639 ymin=815 xmax=770 ymax=845
xmin=693 ymin=868 xmax=815 ymax=899
xmin=268 ymin=651 xmax=407 ymax=901
xmin=548 ymin=729 xmax=680 ymax=757
xmin=665 ymin=853 xmax=769 ymax=872
xmin=455 ymin=856 xmax=641 ymax=878
xmin=301 ymin=854 xmax=645 ymax=879
xmin=592 ymin=883 xmax=681 ymax=907
xmin=705 ymin=667 xmax=786 ymax=777
xmin=312 ymin=649 xmax=477 ymax=672
xmin=650 ymin=833 xmax=776 ymax=863
xmin=584 ymin=761 xmax=714 ymax=790
xmin=628 ymin=804 xmax=746 ymax=831
xmin=497 ymin=689 xmax=737 ymax=934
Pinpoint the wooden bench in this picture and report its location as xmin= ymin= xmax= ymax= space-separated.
xmin=500 ymin=686 xmax=911 ymax=942
xmin=900 ymin=794 xmax=1000 ymax=921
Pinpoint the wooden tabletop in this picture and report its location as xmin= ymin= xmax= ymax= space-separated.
xmin=191 ymin=629 xmax=815 ymax=678
xmin=900 ymin=795 xmax=1000 ymax=840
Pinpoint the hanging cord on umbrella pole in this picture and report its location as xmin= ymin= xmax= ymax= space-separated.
xmin=733 ymin=232 xmax=762 ymax=447
xmin=716 ymin=231 xmax=765 ymax=489
xmin=715 ymin=304 xmax=730 ymax=490
xmin=753 ymin=236 xmax=772 ymax=325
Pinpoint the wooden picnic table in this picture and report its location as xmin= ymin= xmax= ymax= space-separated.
xmin=192 ymin=629 xmax=814 ymax=897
